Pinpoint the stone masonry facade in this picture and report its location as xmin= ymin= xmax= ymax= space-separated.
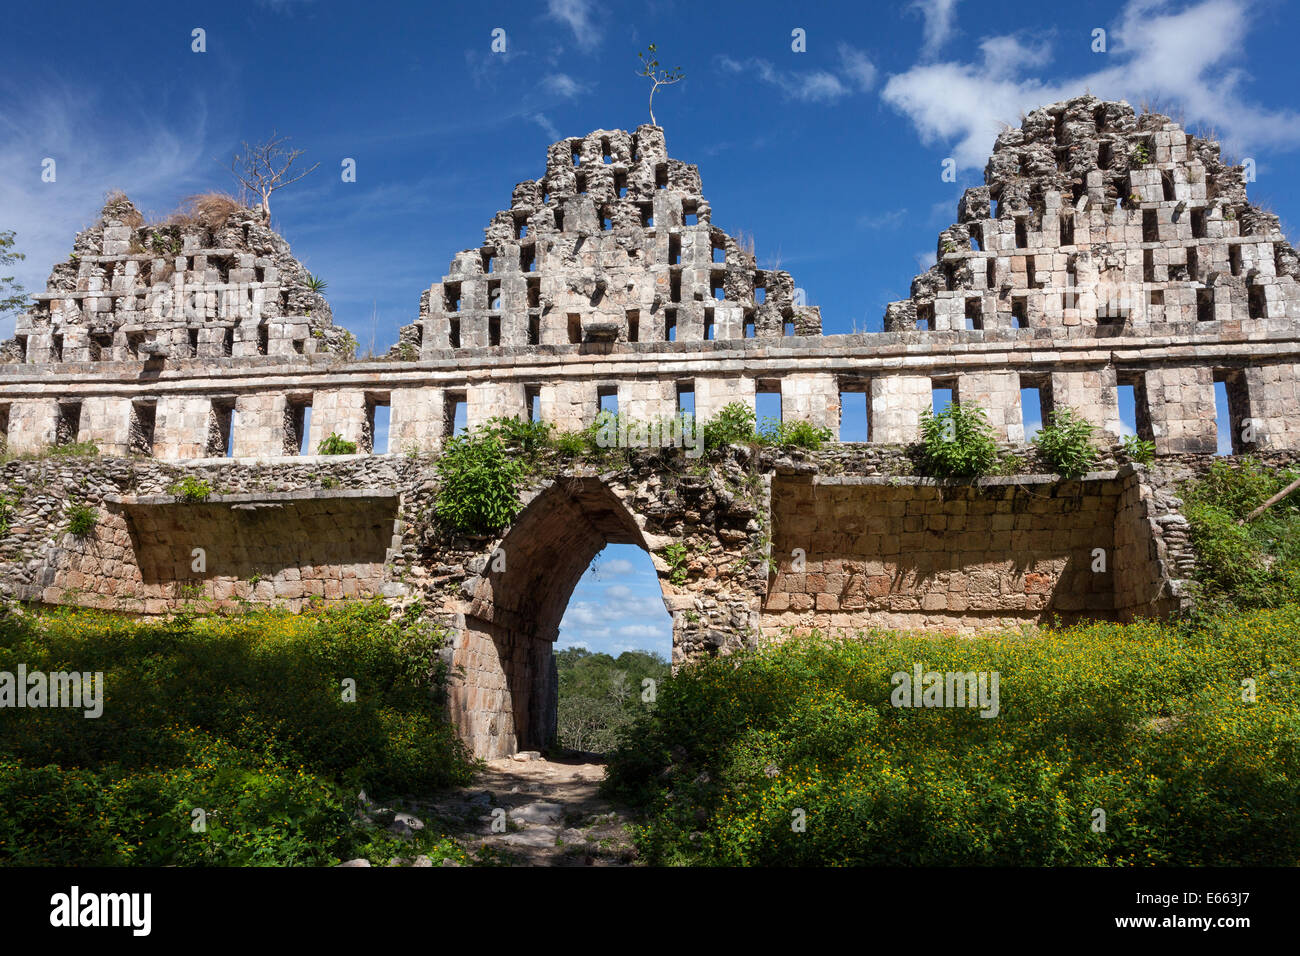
xmin=2 ymin=96 xmax=1299 ymax=756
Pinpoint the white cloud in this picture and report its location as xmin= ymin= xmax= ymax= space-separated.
xmin=597 ymin=558 xmax=638 ymax=576
xmin=719 ymin=45 xmax=876 ymax=104
xmin=547 ymin=0 xmax=599 ymax=49
xmin=543 ymin=73 xmax=586 ymax=99
xmin=882 ymin=0 xmax=1300 ymax=172
xmin=0 ymin=83 xmax=211 ymax=337
xmin=617 ymin=623 xmax=669 ymax=640
xmin=532 ymin=113 xmax=560 ymax=140
xmin=911 ymin=0 xmax=962 ymax=56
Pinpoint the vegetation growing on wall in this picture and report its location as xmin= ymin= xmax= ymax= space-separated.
xmin=317 ymin=433 xmax=358 ymax=455
xmin=65 ymin=503 xmax=97 ymax=536
xmin=1183 ymin=458 xmax=1300 ymax=610
xmin=1032 ymin=406 xmax=1100 ymax=478
xmin=916 ymin=403 xmax=999 ymax=478
xmin=432 ymin=426 xmax=525 ymax=535
xmin=604 ymin=606 xmax=1300 ymax=865
xmin=167 ymin=476 xmax=213 ymax=502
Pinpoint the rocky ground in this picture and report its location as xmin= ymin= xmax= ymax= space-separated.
xmin=339 ymin=753 xmax=639 ymax=867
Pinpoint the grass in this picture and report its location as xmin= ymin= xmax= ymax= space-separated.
xmin=0 ymin=600 xmax=475 ymax=866
xmin=604 ymin=606 xmax=1300 ymax=866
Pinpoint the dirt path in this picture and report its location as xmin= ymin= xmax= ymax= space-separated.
xmin=414 ymin=754 xmax=638 ymax=866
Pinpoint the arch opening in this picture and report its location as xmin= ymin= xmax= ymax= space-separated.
xmin=449 ymin=478 xmax=673 ymax=758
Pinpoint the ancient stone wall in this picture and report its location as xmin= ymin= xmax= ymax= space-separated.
xmin=3 ymin=96 xmax=1300 ymax=757
xmin=3 ymin=97 xmax=1296 ymax=464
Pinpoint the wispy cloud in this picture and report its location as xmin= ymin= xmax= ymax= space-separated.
xmin=911 ymin=0 xmax=962 ymax=57
xmin=0 ymin=82 xmax=212 ymax=336
xmin=533 ymin=113 xmax=560 ymax=140
xmin=718 ymin=44 xmax=876 ymax=103
xmin=543 ymin=73 xmax=586 ymax=99
xmin=882 ymin=0 xmax=1300 ymax=170
xmin=546 ymin=0 xmax=600 ymax=49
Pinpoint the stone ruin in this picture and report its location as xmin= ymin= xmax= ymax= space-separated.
xmin=2 ymin=95 xmax=1299 ymax=756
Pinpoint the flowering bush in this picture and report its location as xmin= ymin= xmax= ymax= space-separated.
xmin=0 ymin=601 xmax=474 ymax=865
xmin=605 ymin=606 xmax=1300 ymax=865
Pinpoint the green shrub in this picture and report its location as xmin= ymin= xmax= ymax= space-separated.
xmin=704 ymin=402 xmax=759 ymax=450
xmin=484 ymin=416 xmax=553 ymax=457
xmin=916 ymin=403 xmax=998 ymax=478
xmin=44 ymin=441 xmax=100 ymax=459
xmin=761 ymin=418 xmax=834 ymax=451
xmin=1032 ymin=406 xmax=1099 ymax=478
xmin=661 ymin=542 xmax=689 ymax=586
xmin=167 ymin=475 xmax=213 ymax=502
xmin=317 ymin=432 xmax=358 ymax=455
xmin=1183 ymin=458 xmax=1300 ymax=609
xmin=1120 ymin=434 xmax=1156 ymax=465
xmin=605 ymin=606 xmax=1300 ymax=866
xmin=433 ymin=426 xmax=524 ymax=534
xmin=0 ymin=494 xmax=13 ymax=537
xmin=66 ymin=502 xmax=97 ymax=536
xmin=0 ymin=601 xmax=473 ymax=866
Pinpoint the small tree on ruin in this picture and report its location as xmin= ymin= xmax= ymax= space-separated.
xmin=224 ymin=132 xmax=320 ymax=222
xmin=636 ymin=43 xmax=685 ymax=127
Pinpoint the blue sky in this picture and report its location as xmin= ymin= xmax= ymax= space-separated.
xmin=3 ymin=0 xmax=1296 ymax=650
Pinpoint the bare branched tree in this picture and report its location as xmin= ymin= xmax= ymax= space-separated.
xmin=224 ymin=132 xmax=320 ymax=222
xmin=636 ymin=44 xmax=685 ymax=127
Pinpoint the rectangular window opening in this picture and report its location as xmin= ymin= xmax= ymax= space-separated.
xmin=755 ymin=382 xmax=782 ymax=425
xmin=366 ymin=394 xmax=391 ymax=455
xmin=448 ymin=317 xmax=461 ymax=349
xmin=1196 ymin=287 xmax=1215 ymax=322
xmin=930 ymin=381 xmax=955 ymax=415
xmin=1248 ymin=283 xmax=1266 ymax=320
xmin=444 ymin=283 xmax=462 ymax=313
xmin=1014 ymin=218 xmax=1028 ymax=248
xmin=704 ymin=308 xmax=715 ymax=340
xmin=665 ymin=309 xmax=677 ymax=342
xmin=669 ymin=234 xmax=681 ymax=265
xmin=284 ymin=396 xmax=311 ymax=456
xmin=1018 ymin=376 xmax=1052 ymax=443
xmin=528 ymin=313 xmax=540 ymax=345
xmin=567 ymin=313 xmax=582 ymax=344
xmin=1229 ymin=244 xmax=1243 ymax=277
xmin=525 ymin=385 xmax=541 ymax=423
xmin=488 ymin=315 xmax=501 ymax=347
xmin=444 ymin=391 xmax=467 ymax=438
xmin=1059 ymin=216 xmax=1075 ymax=246
xmin=129 ymin=400 xmax=156 ymax=457
xmin=1142 ymin=209 xmax=1159 ymax=242
xmin=1116 ymin=375 xmax=1153 ymax=443
xmin=743 ymin=310 xmax=756 ymax=338
xmin=965 ymin=297 xmax=983 ymax=330
xmin=597 ymin=386 xmax=619 ymax=415
xmin=626 ymin=309 xmax=640 ymax=343
xmin=1191 ymin=208 xmax=1207 ymax=239
xmin=838 ymin=381 xmax=870 ymax=442
xmin=676 ymin=381 xmax=695 ymax=416
xmin=916 ymin=301 xmax=935 ymax=331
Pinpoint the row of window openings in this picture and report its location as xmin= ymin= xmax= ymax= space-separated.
xmin=17 ymin=373 xmax=1255 ymax=460
xmin=919 ymin=282 xmax=1266 ymax=330
xmin=446 ymin=309 xmax=792 ymax=347
xmin=27 ymin=326 xmax=306 ymax=362
xmin=966 ymin=200 xmax=1232 ymax=257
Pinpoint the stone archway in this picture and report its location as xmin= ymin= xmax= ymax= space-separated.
xmin=448 ymin=477 xmax=672 ymax=758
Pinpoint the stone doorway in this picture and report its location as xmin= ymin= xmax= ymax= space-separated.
xmin=449 ymin=477 xmax=672 ymax=758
